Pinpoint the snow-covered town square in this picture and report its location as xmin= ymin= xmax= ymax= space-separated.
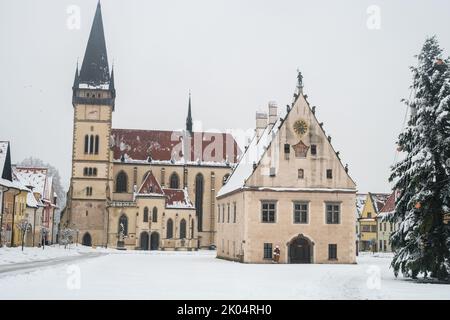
xmin=1 ymin=0 xmax=450 ymax=303
xmin=0 ymin=246 xmax=449 ymax=300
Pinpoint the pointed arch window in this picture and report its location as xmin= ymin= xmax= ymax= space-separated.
xmin=180 ymin=219 xmax=187 ymax=239
xmin=195 ymin=173 xmax=204 ymax=231
xmin=166 ymin=218 xmax=173 ymax=239
xmin=119 ymin=214 xmax=128 ymax=235
xmin=89 ymin=135 xmax=94 ymax=154
xmin=152 ymin=207 xmax=158 ymax=222
xmin=84 ymin=135 xmax=89 ymax=154
xmin=116 ymin=171 xmax=128 ymax=193
xmin=169 ymin=172 xmax=179 ymax=189
xmin=94 ymin=135 xmax=99 ymax=154
xmin=143 ymin=207 xmax=149 ymax=223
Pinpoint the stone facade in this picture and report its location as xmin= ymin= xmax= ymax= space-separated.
xmin=63 ymin=3 xmax=239 ymax=250
xmin=216 ymin=82 xmax=357 ymax=264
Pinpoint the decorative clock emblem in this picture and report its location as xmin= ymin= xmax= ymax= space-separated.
xmin=293 ymin=119 xmax=308 ymax=136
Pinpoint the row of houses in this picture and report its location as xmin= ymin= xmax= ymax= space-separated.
xmin=0 ymin=141 xmax=58 ymax=247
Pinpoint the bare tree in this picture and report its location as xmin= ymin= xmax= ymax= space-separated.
xmin=59 ymin=228 xmax=75 ymax=249
xmin=40 ymin=227 xmax=49 ymax=250
xmin=16 ymin=219 xmax=31 ymax=251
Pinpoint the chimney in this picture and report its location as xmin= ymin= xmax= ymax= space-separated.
xmin=255 ymin=111 xmax=268 ymax=140
xmin=268 ymin=101 xmax=278 ymax=131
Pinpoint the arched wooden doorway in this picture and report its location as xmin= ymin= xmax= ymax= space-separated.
xmin=82 ymin=232 xmax=92 ymax=247
xmin=140 ymin=232 xmax=149 ymax=250
xmin=150 ymin=232 xmax=160 ymax=250
xmin=288 ymin=235 xmax=313 ymax=264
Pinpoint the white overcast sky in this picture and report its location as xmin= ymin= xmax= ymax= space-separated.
xmin=1 ymin=0 xmax=450 ymax=193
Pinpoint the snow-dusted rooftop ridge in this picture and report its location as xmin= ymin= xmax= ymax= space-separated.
xmin=0 ymin=141 xmax=9 ymax=177
xmin=217 ymin=110 xmax=284 ymax=198
xmin=13 ymin=166 xmax=48 ymax=195
xmin=356 ymin=193 xmax=367 ymax=218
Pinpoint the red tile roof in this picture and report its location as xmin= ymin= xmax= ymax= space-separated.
xmin=379 ymin=191 xmax=396 ymax=213
xmin=137 ymin=171 xmax=164 ymax=195
xmin=111 ymin=128 xmax=240 ymax=164
xmin=162 ymin=188 xmax=193 ymax=208
xmin=369 ymin=192 xmax=390 ymax=213
xmin=136 ymin=171 xmax=194 ymax=209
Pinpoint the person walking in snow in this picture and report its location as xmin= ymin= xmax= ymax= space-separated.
xmin=273 ymin=245 xmax=281 ymax=263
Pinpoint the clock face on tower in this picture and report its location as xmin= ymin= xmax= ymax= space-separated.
xmin=293 ymin=119 xmax=308 ymax=136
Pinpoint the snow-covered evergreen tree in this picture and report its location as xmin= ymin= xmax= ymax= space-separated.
xmin=388 ymin=36 xmax=450 ymax=280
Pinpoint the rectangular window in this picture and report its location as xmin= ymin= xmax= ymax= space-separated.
xmin=222 ymin=205 xmax=225 ymax=223
xmin=379 ymin=223 xmax=382 ymax=231
xmin=263 ymin=243 xmax=273 ymax=259
xmin=326 ymin=169 xmax=333 ymax=179
xmin=379 ymin=240 xmax=383 ymax=251
xmin=328 ymin=244 xmax=337 ymax=260
xmin=311 ymin=145 xmax=317 ymax=155
xmin=217 ymin=205 xmax=220 ymax=223
xmin=371 ymin=225 xmax=377 ymax=232
xmin=384 ymin=223 xmax=386 ymax=231
xmin=293 ymin=202 xmax=308 ymax=224
xmin=284 ymin=144 xmax=290 ymax=160
xmin=298 ymin=169 xmax=304 ymax=179
xmin=367 ymin=212 xmax=372 ymax=218
xmin=384 ymin=240 xmax=387 ymax=251
xmin=233 ymin=203 xmax=236 ymax=223
xmin=261 ymin=202 xmax=276 ymax=223
xmin=326 ymin=203 xmax=340 ymax=224
xmin=362 ymin=225 xmax=370 ymax=232
xmin=227 ymin=204 xmax=230 ymax=223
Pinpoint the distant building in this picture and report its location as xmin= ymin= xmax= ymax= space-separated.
xmin=358 ymin=192 xmax=390 ymax=251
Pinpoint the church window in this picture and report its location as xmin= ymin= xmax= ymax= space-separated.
xmin=195 ymin=174 xmax=204 ymax=231
xmin=152 ymin=207 xmax=158 ymax=222
xmin=89 ymin=135 xmax=94 ymax=154
xmin=84 ymin=135 xmax=89 ymax=154
xmin=116 ymin=171 xmax=128 ymax=193
xmin=326 ymin=169 xmax=333 ymax=179
xmin=233 ymin=203 xmax=237 ymax=223
xmin=143 ymin=207 xmax=149 ymax=223
xmin=94 ymin=135 xmax=99 ymax=154
xmin=83 ymin=167 xmax=88 ymax=176
xmin=166 ymin=219 xmax=173 ymax=239
xmin=93 ymin=168 xmax=97 ymax=176
xmin=298 ymin=169 xmax=304 ymax=179
xmin=311 ymin=145 xmax=317 ymax=155
xmin=180 ymin=219 xmax=187 ymax=239
xmin=169 ymin=172 xmax=179 ymax=189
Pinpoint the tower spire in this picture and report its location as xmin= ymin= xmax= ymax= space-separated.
xmin=186 ymin=91 xmax=193 ymax=134
xmin=78 ymin=1 xmax=110 ymax=86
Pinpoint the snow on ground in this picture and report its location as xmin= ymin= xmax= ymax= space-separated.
xmin=0 ymin=249 xmax=449 ymax=299
xmin=0 ymin=245 xmax=111 ymax=265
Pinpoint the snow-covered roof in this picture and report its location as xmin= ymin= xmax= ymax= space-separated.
xmin=13 ymin=167 xmax=48 ymax=195
xmin=217 ymin=118 xmax=281 ymax=197
xmin=356 ymin=193 xmax=367 ymax=219
xmin=369 ymin=193 xmax=390 ymax=213
xmin=26 ymin=192 xmax=39 ymax=208
xmin=163 ymin=188 xmax=195 ymax=209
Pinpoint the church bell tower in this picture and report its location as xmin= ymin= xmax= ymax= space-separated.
xmin=68 ymin=1 xmax=115 ymax=247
